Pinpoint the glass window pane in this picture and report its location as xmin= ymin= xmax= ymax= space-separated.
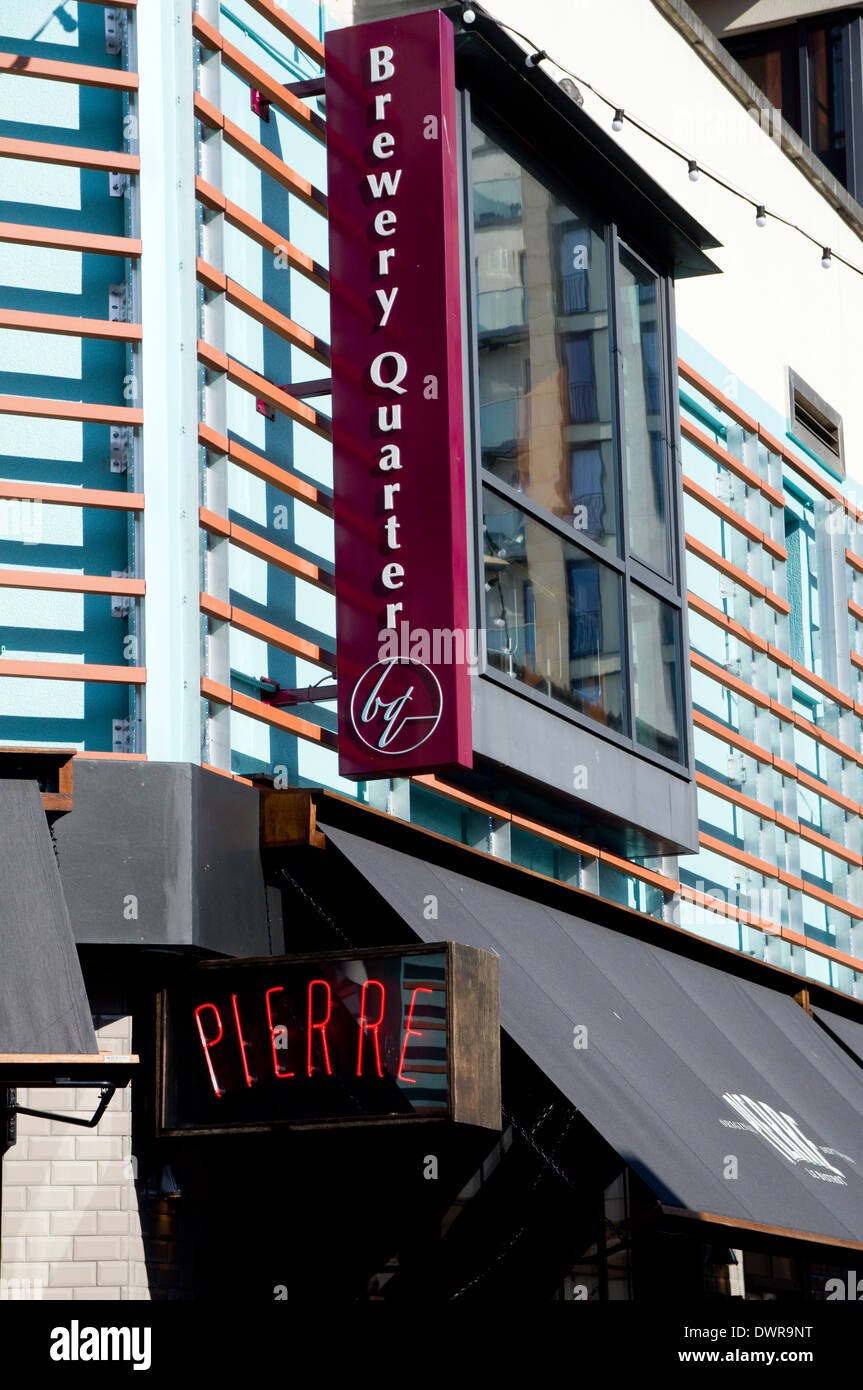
xmin=631 ymin=585 xmax=683 ymax=762
xmin=807 ymin=25 xmax=846 ymax=186
xmin=472 ymin=119 xmax=618 ymax=553
xmin=483 ymin=487 xmax=624 ymax=731
xmin=619 ymin=247 xmax=671 ymax=576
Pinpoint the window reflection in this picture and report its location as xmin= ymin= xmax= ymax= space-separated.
xmin=619 ymin=248 xmax=670 ymax=576
xmin=631 ymin=585 xmax=682 ymax=761
xmin=473 ymin=121 xmax=618 ymax=553
xmin=483 ymin=488 xmax=624 ymax=731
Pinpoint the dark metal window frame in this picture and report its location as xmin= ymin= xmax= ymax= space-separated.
xmin=724 ymin=10 xmax=863 ymax=202
xmin=460 ymin=90 xmax=694 ymax=780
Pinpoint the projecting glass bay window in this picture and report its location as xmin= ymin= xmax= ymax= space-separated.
xmin=470 ymin=110 xmax=687 ymax=767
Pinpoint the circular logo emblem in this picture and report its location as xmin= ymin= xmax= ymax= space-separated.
xmin=349 ymin=658 xmax=443 ymax=756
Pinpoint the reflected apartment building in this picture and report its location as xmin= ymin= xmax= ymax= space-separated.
xmin=1 ymin=0 xmax=863 ymax=1303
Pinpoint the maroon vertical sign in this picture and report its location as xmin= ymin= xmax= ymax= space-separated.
xmin=326 ymin=11 xmax=473 ymax=780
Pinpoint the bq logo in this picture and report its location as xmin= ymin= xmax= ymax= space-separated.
xmin=350 ymin=658 xmax=443 ymax=754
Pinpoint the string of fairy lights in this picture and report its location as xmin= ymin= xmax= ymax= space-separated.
xmin=459 ymin=2 xmax=863 ymax=277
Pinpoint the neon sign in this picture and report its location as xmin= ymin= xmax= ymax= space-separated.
xmin=156 ymin=942 xmax=501 ymax=1134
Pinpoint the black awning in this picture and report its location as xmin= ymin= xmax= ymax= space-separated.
xmin=322 ymin=822 xmax=863 ymax=1249
xmin=814 ymin=1006 xmax=863 ymax=1068
xmin=0 ymin=779 xmax=96 ymax=1055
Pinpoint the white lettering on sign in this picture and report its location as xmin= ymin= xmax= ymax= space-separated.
xmin=367 ymin=47 xmax=413 ymax=604
xmin=372 ymin=131 xmax=395 ymax=159
xmin=375 ymin=286 xmax=399 ymax=326
xmin=370 ymin=349 xmax=406 ymax=391
xmin=367 ymin=169 xmax=402 ymax=198
xmin=369 ymin=45 xmax=394 ymax=82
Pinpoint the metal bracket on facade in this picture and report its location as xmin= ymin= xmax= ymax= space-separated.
xmin=110 ymin=573 xmax=132 ymax=618
xmin=715 ymin=472 xmax=734 ymax=504
xmin=104 ymin=9 xmax=121 ymax=55
xmin=256 ymin=381 xmax=331 ymax=418
xmin=251 ymin=89 xmax=271 ymax=121
xmin=112 ymin=718 xmax=134 ymax=755
xmin=3 ymin=1085 xmax=116 ymax=1147
xmin=108 ymin=284 xmax=130 ymax=323
xmin=109 ymin=424 xmax=131 ymax=474
xmin=284 ymin=77 xmax=326 ymax=115
xmin=263 ymin=683 xmax=338 ymax=708
xmin=727 ymin=752 xmax=747 ymax=784
xmin=719 ymin=574 xmax=735 ymax=600
xmin=108 ymin=172 xmax=128 ymax=198
xmin=2 ymin=1086 xmax=16 ymax=1153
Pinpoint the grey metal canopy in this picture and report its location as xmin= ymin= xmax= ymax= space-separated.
xmin=0 ymin=779 xmax=96 ymax=1055
xmin=323 ymin=822 xmax=863 ymax=1249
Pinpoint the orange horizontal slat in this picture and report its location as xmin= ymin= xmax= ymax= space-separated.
xmin=689 ymin=592 xmax=858 ymax=711
xmin=0 ymin=396 xmax=142 ymax=425
xmin=679 ymin=358 xmax=759 ymax=432
xmin=82 ymin=751 xmax=147 ymax=760
xmin=699 ymin=830 xmax=863 ymax=919
xmin=680 ymin=416 xmax=785 ymax=509
xmin=692 ymin=710 xmax=862 ymax=816
xmin=0 ymin=137 xmax=138 ymax=174
xmin=0 ymin=221 xmax=140 ymax=258
xmin=691 ymin=651 xmax=863 ymax=768
xmin=0 ymin=660 xmax=144 ymax=684
xmin=680 ymin=358 xmax=863 ymax=524
xmin=199 ymin=507 xmax=335 ymax=590
xmin=695 ymin=770 xmax=863 ymax=868
xmin=0 ymin=53 xmax=138 ymax=91
xmin=201 ymin=677 xmax=337 ymax=748
xmin=201 ymin=592 xmax=336 ymax=669
xmin=846 ymin=549 xmax=863 ymax=574
xmin=193 ymin=95 xmax=326 ymax=213
xmin=756 ymin=421 xmax=858 ymax=516
xmin=0 ymin=570 xmax=144 ymax=595
xmin=687 ymin=592 xmax=769 ymax=654
xmin=198 ymin=422 xmax=332 ymax=513
xmin=415 ymin=773 xmax=862 ymax=969
xmin=195 ymin=178 xmax=328 ymax=290
xmin=196 ymin=261 xmax=329 ymax=364
xmin=0 ymin=480 xmax=143 ymax=510
xmin=0 ymin=308 xmax=141 ymax=341
xmin=197 ymin=340 xmax=330 ymax=439
xmin=682 ymin=473 xmax=786 ymax=560
xmin=241 ymin=0 xmax=324 ymax=64
xmin=685 ymin=533 xmax=790 ymax=613
xmin=192 ymin=13 xmax=324 ymax=140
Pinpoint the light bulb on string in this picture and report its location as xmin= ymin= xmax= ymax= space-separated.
xmin=755 ymin=205 xmax=767 ymax=228
xmin=612 ymin=108 xmax=624 ymax=132
xmin=822 ymin=247 xmax=833 ymax=269
xmin=688 ymin=160 xmax=700 ymax=182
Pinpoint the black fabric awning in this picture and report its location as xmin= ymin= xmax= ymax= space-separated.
xmin=0 ymin=779 xmax=96 ymax=1054
xmin=322 ymin=822 xmax=863 ymax=1249
xmin=814 ymin=1007 xmax=863 ymax=1069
